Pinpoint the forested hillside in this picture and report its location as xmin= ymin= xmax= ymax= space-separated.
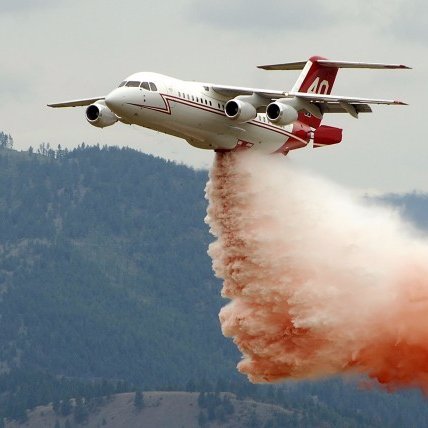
xmin=0 ymin=145 xmax=237 ymax=388
xmin=1 ymin=143 xmax=428 ymax=426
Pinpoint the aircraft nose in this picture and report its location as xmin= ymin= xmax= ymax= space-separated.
xmin=105 ymin=88 xmax=125 ymax=113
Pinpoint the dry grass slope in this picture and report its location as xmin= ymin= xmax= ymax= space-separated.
xmin=5 ymin=391 xmax=290 ymax=428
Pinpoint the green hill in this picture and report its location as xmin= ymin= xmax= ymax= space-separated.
xmin=0 ymin=145 xmax=237 ymax=388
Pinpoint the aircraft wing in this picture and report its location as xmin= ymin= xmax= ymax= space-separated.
xmin=211 ymin=85 xmax=407 ymax=107
xmin=211 ymin=84 xmax=283 ymax=100
xmin=286 ymin=92 xmax=407 ymax=105
xmin=47 ymin=97 xmax=105 ymax=108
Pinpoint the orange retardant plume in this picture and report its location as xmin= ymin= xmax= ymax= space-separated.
xmin=205 ymin=152 xmax=428 ymax=393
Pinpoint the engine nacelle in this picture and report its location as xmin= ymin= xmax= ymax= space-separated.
xmin=224 ymin=99 xmax=257 ymax=123
xmin=313 ymin=125 xmax=343 ymax=148
xmin=86 ymin=102 xmax=118 ymax=128
xmin=266 ymin=102 xmax=299 ymax=126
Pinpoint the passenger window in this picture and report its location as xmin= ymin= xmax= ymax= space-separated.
xmin=209 ymin=101 xmax=212 ymax=106
xmin=126 ymin=81 xmax=140 ymax=87
xmin=192 ymin=96 xmax=195 ymax=101
xmin=149 ymin=82 xmax=158 ymax=91
xmin=118 ymin=81 xmax=126 ymax=88
xmin=141 ymin=82 xmax=150 ymax=91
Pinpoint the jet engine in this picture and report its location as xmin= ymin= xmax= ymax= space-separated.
xmin=86 ymin=102 xmax=118 ymax=128
xmin=225 ymin=99 xmax=257 ymax=123
xmin=266 ymin=102 xmax=298 ymax=126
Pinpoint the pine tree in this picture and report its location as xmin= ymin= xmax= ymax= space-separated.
xmin=222 ymin=395 xmax=234 ymax=415
xmin=74 ymin=398 xmax=89 ymax=423
xmin=198 ymin=411 xmax=207 ymax=427
xmin=185 ymin=379 xmax=196 ymax=392
xmin=61 ymin=399 xmax=72 ymax=416
xmin=248 ymin=410 xmax=260 ymax=428
xmin=134 ymin=390 xmax=144 ymax=410
xmin=266 ymin=385 xmax=275 ymax=402
xmin=215 ymin=377 xmax=226 ymax=393
xmin=52 ymin=400 xmax=61 ymax=414
xmin=198 ymin=392 xmax=206 ymax=408
xmin=207 ymin=403 xmax=216 ymax=421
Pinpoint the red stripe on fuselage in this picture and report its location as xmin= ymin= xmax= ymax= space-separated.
xmin=127 ymin=93 xmax=309 ymax=145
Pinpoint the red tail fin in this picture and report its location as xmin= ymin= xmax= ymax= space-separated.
xmin=293 ymin=56 xmax=339 ymax=128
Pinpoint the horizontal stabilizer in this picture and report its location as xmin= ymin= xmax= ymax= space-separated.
xmin=317 ymin=61 xmax=411 ymax=69
xmin=258 ymin=60 xmax=411 ymax=71
xmin=48 ymin=97 xmax=105 ymax=108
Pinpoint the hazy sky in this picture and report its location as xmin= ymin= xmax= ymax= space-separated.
xmin=0 ymin=0 xmax=425 ymax=192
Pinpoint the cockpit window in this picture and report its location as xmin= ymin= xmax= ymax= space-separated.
xmin=126 ymin=81 xmax=140 ymax=87
xmin=149 ymin=82 xmax=158 ymax=92
xmin=140 ymin=82 xmax=150 ymax=91
xmin=118 ymin=81 xmax=126 ymax=88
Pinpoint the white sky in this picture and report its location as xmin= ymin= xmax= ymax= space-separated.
xmin=0 ymin=0 xmax=426 ymax=192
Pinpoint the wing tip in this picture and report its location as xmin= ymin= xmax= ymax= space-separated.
xmin=46 ymin=96 xmax=105 ymax=108
xmin=257 ymin=61 xmax=307 ymax=71
xmin=383 ymin=64 xmax=411 ymax=70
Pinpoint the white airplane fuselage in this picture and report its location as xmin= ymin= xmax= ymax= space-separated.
xmin=49 ymin=56 xmax=409 ymax=153
xmin=104 ymin=72 xmax=308 ymax=154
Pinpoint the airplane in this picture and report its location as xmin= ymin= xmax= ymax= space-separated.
xmin=48 ymin=56 xmax=410 ymax=155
